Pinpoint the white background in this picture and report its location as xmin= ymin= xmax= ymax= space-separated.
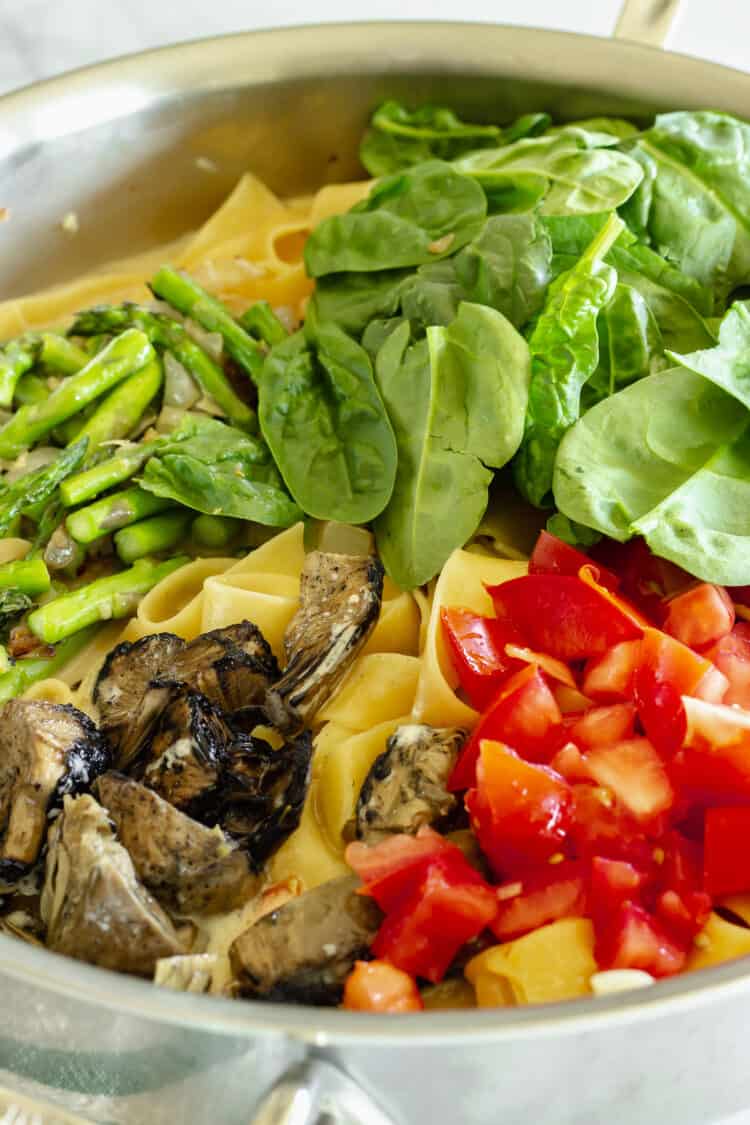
xmin=0 ymin=1 xmax=749 ymax=1122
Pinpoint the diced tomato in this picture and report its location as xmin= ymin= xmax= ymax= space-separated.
xmin=583 ymin=738 xmax=674 ymax=822
xmin=467 ymin=741 xmax=574 ymax=876
xmin=589 ymin=856 xmax=647 ymax=923
xmin=449 ymin=665 xmax=562 ymax=790
xmin=487 ymin=574 xmax=643 ymax=664
xmin=675 ymin=697 xmax=750 ymax=804
xmin=704 ymin=807 xmax=750 ymax=897
xmin=582 ymin=640 xmax=641 ymax=702
xmin=346 ymin=826 xmax=453 ymax=911
xmin=578 ymin=565 xmax=650 ymax=628
xmin=371 ymin=854 xmax=498 ymax=983
xmin=634 ymin=629 xmax=727 ymax=756
xmin=662 ymin=583 xmax=735 ymax=650
xmin=550 ymin=741 xmax=593 ymax=783
xmin=651 ymin=831 xmax=711 ymax=944
xmin=504 ymin=643 xmax=576 ymax=687
xmin=440 ymin=607 xmax=523 ymax=710
xmin=590 ymin=537 xmax=692 ymax=621
xmin=569 ymin=784 xmax=654 ymax=868
xmin=706 ymin=623 xmax=750 ymax=709
xmin=490 ymin=862 xmax=586 ymax=940
xmin=342 ymin=961 xmax=423 ymax=1013
xmin=597 ymin=903 xmax=687 ymax=977
xmin=529 ymin=531 xmax=619 ymax=591
xmin=570 ymin=703 xmax=637 ymax=750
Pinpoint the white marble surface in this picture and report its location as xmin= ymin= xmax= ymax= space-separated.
xmin=1 ymin=1 xmax=749 ymax=1123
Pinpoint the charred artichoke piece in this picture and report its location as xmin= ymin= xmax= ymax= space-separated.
xmin=41 ymin=794 xmax=183 ymax=975
xmin=230 ymin=875 xmax=382 ymax=1004
xmin=154 ymin=953 xmax=218 ymax=993
xmin=138 ymin=686 xmax=234 ymax=817
xmin=96 ymin=772 xmax=257 ymax=915
xmin=355 ymin=724 xmax=465 ymax=843
xmin=0 ymin=699 xmax=110 ymax=881
xmin=94 ymin=632 xmax=185 ymax=765
xmin=266 ymin=552 xmax=384 ymax=730
xmin=211 ymin=731 xmax=312 ymax=869
xmin=171 ymin=621 xmax=280 ymax=714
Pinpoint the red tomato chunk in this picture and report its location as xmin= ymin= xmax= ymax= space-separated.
xmin=662 ymin=583 xmax=735 ymax=650
xmin=343 ymin=961 xmax=423 ymax=1013
xmin=704 ymin=807 xmax=750 ymax=897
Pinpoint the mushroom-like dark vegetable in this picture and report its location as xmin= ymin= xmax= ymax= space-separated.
xmin=0 ymin=699 xmax=110 ymax=882
xmin=41 ymin=794 xmax=184 ymax=975
xmin=137 ymin=686 xmax=234 ymax=817
xmin=229 ymin=875 xmax=382 ymax=1004
xmin=265 ymin=551 xmax=384 ymax=730
xmin=355 ymin=724 xmax=465 ymax=843
xmin=207 ymin=731 xmax=313 ymax=869
xmin=95 ymin=772 xmax=257 ymax=915
xmin=94 ymin=632 xmax=185 ymax=765
xmin=171 ymin=621 xmax=280 ymax=714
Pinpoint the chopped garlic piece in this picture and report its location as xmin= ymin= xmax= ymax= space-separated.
xmin=590 ymin=969 xmax=655 ymax=995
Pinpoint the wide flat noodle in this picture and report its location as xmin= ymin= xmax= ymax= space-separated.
xmin=135 ymin=557 xmax=236 ymax=641
xmin=201 ymin=523 xmax=305 ymax=658
xmin=466 ymin=919 xmax=596 ymax=1006
xmin=318 ymin=653 xmax=420 ymax=730
xmin=687 ymin=912 xmax=750 ymax=971
xmin=22 ymin=677 xmax=77 ymax=707
xmin=413 ymin=548 xmax=528 ymax=728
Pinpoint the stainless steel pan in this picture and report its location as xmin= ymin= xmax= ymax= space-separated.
xmin=2 ymin=5 xmax=750 ymax=1123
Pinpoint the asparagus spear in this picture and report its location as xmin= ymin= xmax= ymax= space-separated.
xmin=14 ymin=373 xmax=50 ymax=407
xmin=114 ymin=510 xmax=191 ymax=564
xmin=75 ymin=356 xmax=162 ymax=454
xmin=191 ymin=513 xmax=240 ymax=548
xmin=71 ymin=304 xmax=256 ymax=432
xmin=27 ymin=556 xmax=189 ymax=644
xmin=39 ymin=334 xmax=89 ymax=375
xmin=59 ymin=441 xmax=156 ymax=507
xmin=0 ymin=625 xmax=99 ymax=704
xmin=0 ymin=329 xmax=154 ymax=459
xmin=66 ymin=485 xmax=174 ymax=545
xmin=0 ymin=559 xmax=50 ymax=596
xmin=0 ymin=439 xmax=88 ymax=536
xmin=0 ymin=335 xmax=40 ymax=408
xmin=239 ymin=301 xmax=289 ymax=347
xmin=150 ymin=267 xmax=265 ymax=383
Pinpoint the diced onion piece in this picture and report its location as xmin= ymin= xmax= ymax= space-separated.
xmin=590 ymin=969 xmax=655 ymax=995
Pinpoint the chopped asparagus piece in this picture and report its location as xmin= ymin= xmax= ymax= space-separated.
xmin=0 ymin=558 xmax=50 ymax=596
xmin=114 ymin=510 xmax=191 ymax=563
xmin=27 ymin=557 xmax=189 ymax=644
xmin=66 ymin=486 xmax=173 ymax=545
xmin=239 ymin=301 xmax=289 ymax=347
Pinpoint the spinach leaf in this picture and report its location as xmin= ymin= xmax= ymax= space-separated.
xmin=588 ymin=283 xmax=664 ymax=401
xmin=621 ymin=112 xmax=750 ymax=308
xmin=513 ymin=214 xmax=622 ymax=508
xmin=667 ymin=300 xmax=750 ymax=410
xmin=546 ymin=118 xmax=639 ymax=143
xmin=453 ymin=213 xmax=552 ymax=328
xmin=304 ymin=161 xmax=486 ymax=277
xmin=545 ymin=212 xmax=715 ymax=397
xmin=553 ymin=366 xmax=750 ymax=585
xmin=359 ymin=100 xmax=550 ymax=176
xmin=310 ymin=270 xmax=411 ymax=337
xmin=312 ymin=213 xmax=552 ymax=343
xmin=140 ymin=416 xmax=302 ymax=526
xmin=258 ymin=322 xmax=397 ymax=524
xmin=374 ymin=302 xmax=530 ymax=588
xmin=456 ymin=132 xmax=643 ymax=216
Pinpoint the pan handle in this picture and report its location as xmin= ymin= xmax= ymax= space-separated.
xmin=249 ymin=1059 xmax=399 ymax=1125
xmin=613 ymin=0 xmax=683 ymax=47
